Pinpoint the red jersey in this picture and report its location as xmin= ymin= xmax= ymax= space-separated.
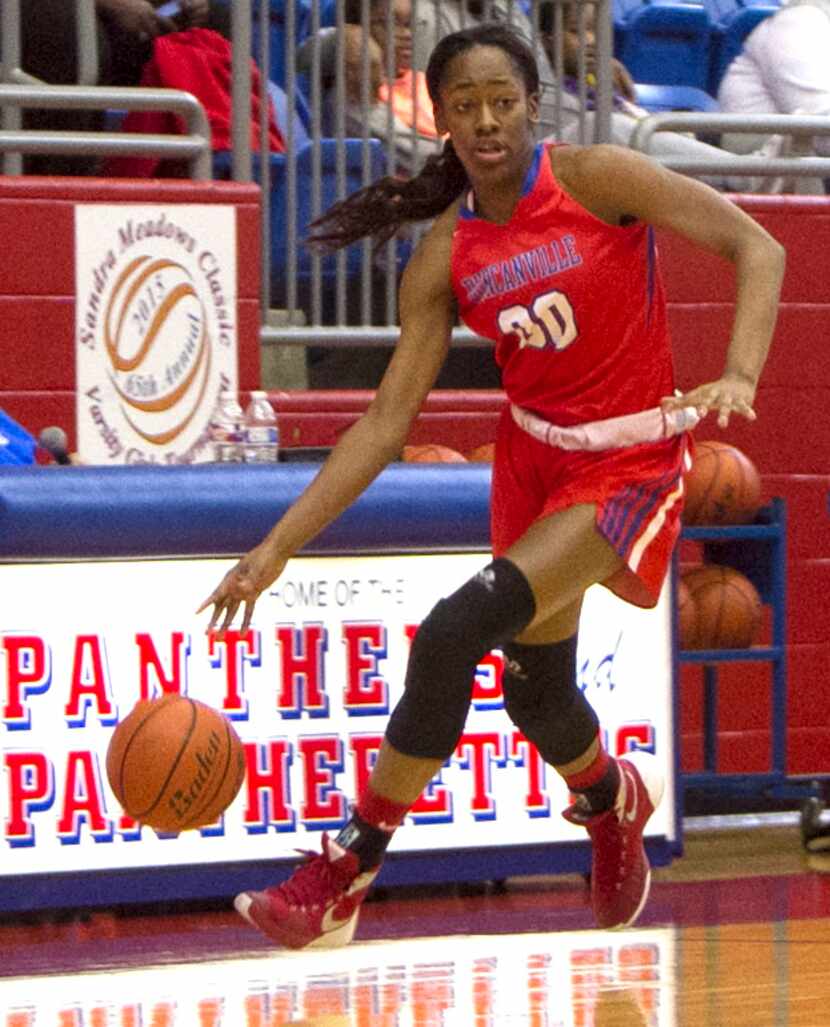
xmin=450 ymin=143 xmax=675 ymax=426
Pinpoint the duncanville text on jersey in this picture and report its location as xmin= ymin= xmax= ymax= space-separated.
xmin=459 ymin=233 xmax=583 ymax=304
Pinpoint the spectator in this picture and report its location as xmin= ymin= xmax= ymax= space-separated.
xmin=101 ymin=26 xmax=284 ymax=178
xmin=351 ymin=0 xmax=442 ymax=174
xmin=537 ymin=0 xmax=789 ymax=194
xmin=717 ymin=0 xmax=830 ymax=189
xmin=300 ymin=0 xmax=440 ymax=176
xmin=16 ymin=0 xmax=230 ymax=175
xmin=300 ymin=0 xmax=562 ymax=141
xmin=95 ymin=1 xmax=230 ymax=87
xmin=304 ymin=2 xmax=513 ymax=382
xmin=538 ymin=0 xmax=642 ymax=111
xmin=298 ymin=0 xmax=569 ymax=386
xmin=302 ymin=0 xmax=787 ymax=192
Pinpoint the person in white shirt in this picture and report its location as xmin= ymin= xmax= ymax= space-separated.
xmin=718 ymin=0 xmax=830 ymax=159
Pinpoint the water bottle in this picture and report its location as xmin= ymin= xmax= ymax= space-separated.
xmin=242 ymin=390 xmax=279 ymax=463
xmin=209 ymin=390 xmax=244 ymax=463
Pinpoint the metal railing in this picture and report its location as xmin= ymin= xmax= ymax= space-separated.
xmin=2 ymin=0 xmax=99 ymax=174
xmin=4 ymin=1 xmax=829 ymax=363
xmin=0 ymin=84 xmax=213 ymax=179
xmin=252 ymin=0 xmax=615 ymax=343
xmin=0 ymin=0 xmax=616 ymax=343
xmin=631 ymin=113 xmax=830 ymax=190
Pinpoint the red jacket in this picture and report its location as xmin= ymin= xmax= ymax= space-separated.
xmin=104 ymin=28 xmax=285 ymax=177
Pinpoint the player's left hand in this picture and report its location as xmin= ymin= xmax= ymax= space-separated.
xmin=661 ymin=374 xmax=757 ymax=429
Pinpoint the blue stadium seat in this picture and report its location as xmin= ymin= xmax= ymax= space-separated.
xmin=614 ymin=0 xmax=649 ymax=18
xmin=708 ymin=5 xmax=778 ymax=95
xmin=699 ymin=0 xmax=744 ymax=26
xmin=211 ymin=82 xmax=310 ymax=179
xmin=613 ymin=0 xmax=648 ymax=51
xmin=213 ymin=138 xmax=391 ymax=308
xmin=618 ymin=3 xmax=714 ymax=90
xmin=268 ymin=138 xmax=393 ymax=305
xmin=701 ymin=0 xmax=781 ymax=29
xmin=252 ymin=0 xmax=313 ymax=87
xmin=634 ymin=81 xmax=719 ymax=111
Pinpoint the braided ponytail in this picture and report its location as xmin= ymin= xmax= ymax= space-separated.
xmin=306 ymin=140 xmax=469 ymax=254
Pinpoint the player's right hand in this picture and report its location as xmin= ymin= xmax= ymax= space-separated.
xmin=662 ymin=375 xmax=757 ymax=429
xmin=197 ymin=540 xmax=287 ymax=636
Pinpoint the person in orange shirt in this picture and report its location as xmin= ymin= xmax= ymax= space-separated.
xmin=365 ymin=0 xmax=438 ymax=140
xmin=299 ymin=0 xmax=441 ymax=176
xmin=301 ymin=0 xmax=453 ymax=384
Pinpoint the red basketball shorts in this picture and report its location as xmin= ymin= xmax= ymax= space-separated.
xmin=490 ymin=405 xmax=692 ymax=608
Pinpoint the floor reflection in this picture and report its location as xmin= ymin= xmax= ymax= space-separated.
xmin=5 ymin=917 xmax=830 ymax=1024
xmin=0 ymin=929 xmax=671 ymax=1026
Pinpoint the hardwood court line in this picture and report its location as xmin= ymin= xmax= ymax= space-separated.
xmin=675 ymin=917 xmax=830 ymax=1027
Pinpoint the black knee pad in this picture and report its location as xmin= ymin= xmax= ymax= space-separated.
xmin=386 ymin=558 xmax=536 ymax=760
xmin=502 ymin=635 xmax=599 ymax=766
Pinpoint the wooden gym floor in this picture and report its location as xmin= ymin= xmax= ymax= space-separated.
xmin=2 ymin=814 xmax=830 ymax=1025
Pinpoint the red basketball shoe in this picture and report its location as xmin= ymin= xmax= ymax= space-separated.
xmin=234 ymin=834 xmax=381 ymax=949
xmin=563 ymin=751 xmax=664 ymax=930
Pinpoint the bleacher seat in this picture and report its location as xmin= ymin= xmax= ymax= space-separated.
xmin=211 ymin=80 xmax=309 ymax=178
xmin=634 ymin=81 xmax=719 ymax=111
xmin=614 ymin=0 xmax=649 ymax=19
xmin=269 ymin=138 xmax=389 ymax=306
xmin=613 ymin=0 xmax=636 ymax=51
xmin=213 ymin=136 xmax=395 ymax=312
xmin=699 ymin=0 xmax=744 ymax=26
xmin=700 ymin=0 xmax=781 ymax=33
xmin=618 ymin=2 xmax=713 ymax=90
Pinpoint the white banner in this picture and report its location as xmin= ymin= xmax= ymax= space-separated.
xmin=0 ymin=554 xmax=675 ymax=876
xmin=75 ymin=204 xmax=238 ymax=465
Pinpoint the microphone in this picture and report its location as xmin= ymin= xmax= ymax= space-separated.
xmin=38 ymin=426 xmax=72 ymax=466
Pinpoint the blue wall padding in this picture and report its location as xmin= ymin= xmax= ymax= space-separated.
xmin=0 ymin=463 xmax=493 ymax=559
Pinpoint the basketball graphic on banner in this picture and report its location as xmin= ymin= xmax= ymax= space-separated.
xmin=104 ymin=256 xmax=212 ymax=447
xmin=75 ymin=205 xmax=238 ymax=465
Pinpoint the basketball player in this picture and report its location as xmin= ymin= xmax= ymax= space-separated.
xmin=199 ymin=24 xmax=785 ymax=949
